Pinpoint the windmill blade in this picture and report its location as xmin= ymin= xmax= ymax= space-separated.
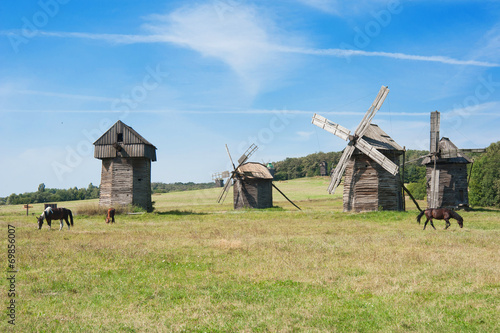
xmin=234 ymin=177 xmax=246 ymax=207
xmin=354 ymin=138 xmax=399 ymax=176
xmin=237 ymin=143 xmax=258 ymax=166
xmin=225 ymin=144 xmax=236 ymax=170
xmin=217 ymin=176 xmax=232 ymax=203
xmin=328 ymin=144 xmax=356 ymax=194
xmin=311 ymin=113 xmax=350 ymax=141
xmin=430 ymin=111 xmax=440 ymax=155
xmin=354 ymin=86 xmax=389 ymax=138
xmin=429 ymin=167 xmax=440 ymax=208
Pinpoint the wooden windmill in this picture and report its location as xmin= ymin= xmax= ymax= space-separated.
xmin=421 ymin=111 xmax=483 ymax=209
xmin=216 ymin=144 xmax=300 ymax=210
xmin=94 ymin=120 xmax=157 ymax=212
xmin=312 ymin=86 xmax=404 ymax=212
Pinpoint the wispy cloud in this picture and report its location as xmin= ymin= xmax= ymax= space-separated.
xmin=3 ymin=29 xmax=496 ymax=69
xmin=277 ymin=46 xmax=499 ymax=67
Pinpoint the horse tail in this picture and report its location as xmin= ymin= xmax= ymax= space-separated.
xmin=416 ymin=210 xmax=425 ymax=224
xmin=68 ymin=209 xmax=74 ymax=226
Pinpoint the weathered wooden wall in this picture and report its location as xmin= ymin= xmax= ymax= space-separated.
xmin=426 ymin=163 xmax=468 ymax=208
xmin=94 ymin=144 xmax=156 ymax=161
xmin=234 ymin=179 xmax=273 ymax=209
xmin=99 ymin=158 xmax=152 ymax=211
xmin=343 ymin=153 xmax=403 ymax=212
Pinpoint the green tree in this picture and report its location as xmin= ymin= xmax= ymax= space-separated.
xmin=38 ymin=183 xmax=46 ymax=192
xmin=469 ymin=142 xmax=500 ymax=207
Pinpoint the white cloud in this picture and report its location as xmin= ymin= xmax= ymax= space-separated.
xmin=296 ymin=130 xmax=315 ymax=140
xmin=141 ymin=3 xmax=292 ymax=96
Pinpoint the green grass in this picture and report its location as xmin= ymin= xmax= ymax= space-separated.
xmin=1 ymin=177 xmax=499 ymax=332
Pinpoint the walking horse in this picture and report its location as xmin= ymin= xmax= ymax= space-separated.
xmin=416 ymin=208 xmax=463 ymax=230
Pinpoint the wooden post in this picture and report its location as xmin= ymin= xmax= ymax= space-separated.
xmin=402 ymin=147 xmax=406 ymax=211
xmin=24 ymin=204 xmax=33 ymax=216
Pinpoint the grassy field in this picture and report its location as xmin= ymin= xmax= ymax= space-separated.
xmin=1 ymin=177 xmax=499 ymax=332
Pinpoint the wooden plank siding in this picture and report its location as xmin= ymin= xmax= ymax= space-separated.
xmin=234 ymin=179 xmax=273 ymax=209
xmin=426 ymin=163 xmax=469 ymax=208
xmin=94 ymin=144 xmax=156 ymax=161
xmin=94 ymin=120 xmax=157 ymax=161
xmin=99 ymin=158 xmax=153 ymax=211
xmin=343 ymin=153 xmax=403 ymax=212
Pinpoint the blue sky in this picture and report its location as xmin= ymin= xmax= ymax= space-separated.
xmin=1 ymin=0 xmax=500 ymax=197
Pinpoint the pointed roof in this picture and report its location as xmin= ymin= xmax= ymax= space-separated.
xmin=93 ymin=120 xmax=157 ymax=161
xmin=422 ymin=137 xmax=471 ymax=164
xmin=93 ymin=120 xmax=156 ymax=147
xmin=361 ymin=124 xmax=403 ymax=152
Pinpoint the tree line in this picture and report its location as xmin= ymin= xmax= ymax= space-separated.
xmin=1 ymin=183 xmax=100 ymax=205
xmin=151 ymin=182 xmax=215 ymax=193
xmin=0 ymin=182 xmax=216 ymax=205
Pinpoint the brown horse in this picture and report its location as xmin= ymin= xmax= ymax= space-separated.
xmin=416 ymin=208 xmax=463 ymax=230
xmin=37 ymin=207 xmax=74 ymax=230
xmin=105 ymin=208 xmax=115 ymax=223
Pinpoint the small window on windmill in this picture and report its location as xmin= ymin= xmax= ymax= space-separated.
xmin=117 ymin=133 xmax=123 ymax=142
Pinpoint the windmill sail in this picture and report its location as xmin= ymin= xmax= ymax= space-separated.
xmin=314 ymin=86 xmax=398 ymax=195
xmin=238 ymin=143 xmax=258 ymax=165
xmin=355 ymin=86 xmax=389 ymax=138
xmin=429 ymin=167 xmax=440 ymax=208
xmin=354 ymin=138 xmax=398 ymax=176
xmin=430 ymin=111 xmax=440 ymax=155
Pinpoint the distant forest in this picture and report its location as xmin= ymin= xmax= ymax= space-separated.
xmin=0 ymin=182 xmax=215 ymax=205
xmin=151 ymin=182 xmax=215 ymax=193
xmin=2 ymin=143 xmax=499 ymax=207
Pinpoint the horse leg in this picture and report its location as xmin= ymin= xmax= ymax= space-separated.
xmin=429 ymin=218 xmax=436 ymax=230
xmin=59 ymin=219 xmax=64 ymax=231
xmin=444 ymin=218 xmax=451 ymax=230
xmin=424 ymin=218 xmax=429 ymax=230
xmin=47 ymin=219 xmax=52 ymax=230
xmin=65 ymin=217 xmax=70 ymax=230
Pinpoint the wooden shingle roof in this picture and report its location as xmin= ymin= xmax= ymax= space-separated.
xmin=361 ymin=124 xmax=403 ymax=152
xmin=236 ymin=162 xmax=273 ymax=180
